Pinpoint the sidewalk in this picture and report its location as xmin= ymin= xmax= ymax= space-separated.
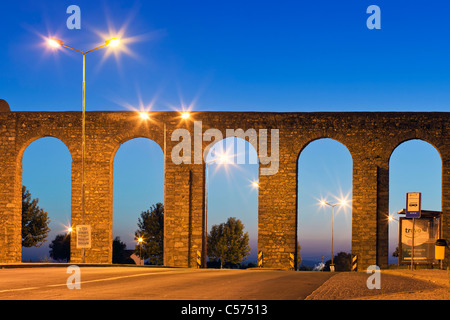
xmin=305 ymin=269 xmax=450 ymax=300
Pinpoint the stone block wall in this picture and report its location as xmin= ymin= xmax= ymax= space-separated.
xmin=0 ymin=110 xmax=448 ymax=271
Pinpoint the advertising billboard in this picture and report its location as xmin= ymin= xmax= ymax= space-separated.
xmin=399 ymin=214 xmax=440 ymax=264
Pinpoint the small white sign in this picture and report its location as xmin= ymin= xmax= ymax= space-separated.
xmin=76 ymin=225 xmax=91 ymax=249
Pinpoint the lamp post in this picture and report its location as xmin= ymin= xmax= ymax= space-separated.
xmin=138 ymin=237 xmax=144 ymax=265
xmin=47 ymin=37 xmax=120 ymax=263
xmin=320 ymin=198 xmax=347 ymax=271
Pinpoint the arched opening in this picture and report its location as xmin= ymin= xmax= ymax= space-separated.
xmin=205 ymin=136 xmax=259 ymax=268
xmin=388 ymin=139 xmax=442 ymax=265
xmin=112 ymin=137 xmax=164 ymax=264
xmin=297 ymin=138 xmax=353 ymax=270
xmin=21 ymin=137 xmax=72 ymax=262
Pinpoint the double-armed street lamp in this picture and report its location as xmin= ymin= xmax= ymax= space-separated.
xmin=319 ymin=198 xmax=348 ymax=271
xmin=47 ymin=37 xmax=121 ymax=263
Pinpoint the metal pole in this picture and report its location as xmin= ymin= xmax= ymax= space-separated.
xmin=53 ymin=41 xmax=113 ymax=265
xmin=331 ymin=205 xmax=334 ymax=268
xmin=411 ymin=217 xmax=415 ymax=270
xmin=81 ymin=53 xmax=86 ymax=264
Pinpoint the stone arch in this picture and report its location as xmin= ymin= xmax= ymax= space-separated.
xmin=110 ymin=136 xmax=165 ymax=262
xmin=110 ymin=134 xmax=164 ymax=166
xmin=388 ymin=137 xmax=443 ymax=165
xmin=202 ymin=136 xmax=260 ymax=267
xmin=19 ymin=136 xmax=73 ymax=261
xmin=17 ymin=135 xmax=74 ymax=169
xmin=387 ymin=138 xmax=443 ymax=264
xmin=296 ymin=137 xmax=353 ymax=269
xmin=296 ymin=136 xmax=354 ymax=164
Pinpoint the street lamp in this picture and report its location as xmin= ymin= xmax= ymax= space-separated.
xmin=181 ymin=111 xmax=190 ymax=119
xmin=202 ymin=151 xmax=232 ymax=268
xmin=47 ymin=37 xmax=120 ymax=263
xmin=139 ymin=111 xmax=150 ymax=120
xmin=137 ymin=236 xmax=144 ymax=265
xmin=388 ymin=215 xmax=399 ymax=222
xmin=319 ymin=198 xmax=348 ymax=271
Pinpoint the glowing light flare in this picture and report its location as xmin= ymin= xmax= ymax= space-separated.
xmin=318 ymin=195 xmax=351 ymax=209
xmin=106 ymin=38 xmax=120 ymax=47
xmin=217 ymin=152 xmax=232 ymax=164
xmin=93 ymin=20 xmax=141 ymax=71
xmin=181 ymin=111 xmax=190 ymax=120
xmin=139 ymin=111 xmax=150 ymax=120
xmin=47 ymin=38 xmax=63 ymax=48
xmin=67 ymin=226 xmax=73 ymax=233
xmin=388 ymin=215 xmax=398 ymax=222
xmin=251 ymin=181 xmax=260 ymax=189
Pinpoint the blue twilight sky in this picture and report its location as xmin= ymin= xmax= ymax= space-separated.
xmin=1 ymin=1 xmax=445 ymax=263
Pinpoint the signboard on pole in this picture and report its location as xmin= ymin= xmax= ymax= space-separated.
xmin=406 ymin=192 xmax=421 ymax=218
xmin=76 ymin=225 xmax=91 ymax=249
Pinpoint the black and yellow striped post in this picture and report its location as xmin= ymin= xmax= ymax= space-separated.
xmin=351 ymin=254 xmax=358 ymax=271
xmin=257 ymin=251 xmax=263 ymax=268
xmin=196 ymin=250 xmax=202 ymax=268
xmin=289 ymin=253 xmax=295 ymax=270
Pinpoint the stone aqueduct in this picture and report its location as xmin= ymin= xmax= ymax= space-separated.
xmin=0 ymin=107 xmax=449 ymax=270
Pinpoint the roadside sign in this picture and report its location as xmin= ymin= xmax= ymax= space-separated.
xmin=406 ymin=192 xmax=421 ymax=218
xmin=398 ymin=213 xmax=441 ymax=265
xmin=76 ymin=225 xmax=91 ymax=249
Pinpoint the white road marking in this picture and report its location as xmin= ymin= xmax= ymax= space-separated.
xmin=0 ymin=269 xmax=197 ymax=293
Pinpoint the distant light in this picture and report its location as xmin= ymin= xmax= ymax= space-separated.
xmin=320 ymin=200 xmax=327 ymax=206
xmin=218 ymin=152 xmax=230 ymax=164
xmin=181 ymin=112 xmax=190 ymax=119
xmin=339 ymin=199 xmax=348 ymax=207
xmin=106 ymin=38 xmax=120 ymax=47
xmin=252 ymin=181 xmax=259 ymax=188
xmin=138 ymin=237 xmax=143 ymax=243
xmin=67 ymin=227 xmax=73 ymax=233
xmin=48 ymin=38 xmax=63 ymax=48
xmin=140 ymin=112 xmax=150 ymax=120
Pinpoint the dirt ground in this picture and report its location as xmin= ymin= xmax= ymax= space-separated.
xmin=305 ymin=269 xmax=450 ymax=300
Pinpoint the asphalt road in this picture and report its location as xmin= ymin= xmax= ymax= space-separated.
xmin=0 ymin=266 xmax=334 ymax=300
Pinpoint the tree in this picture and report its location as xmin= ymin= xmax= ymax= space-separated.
xmin=207 ymin=217 xmax=251 ymax=268
xmin=324 ymin=251 xmax=352 ymax=271
xmin=49 ymin=233 xmax=70 ymax=262
xmin=112 ymin=236 xmax=134 ymax=264
xmin=134 ymin=203 xmax=164 ymax=265
xmin=22 ymin=186 xmax=51 ymax=248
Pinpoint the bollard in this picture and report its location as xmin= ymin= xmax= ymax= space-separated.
xmin=196 ymin=250 xmax=202 ymax=268
xmin=351 ymin=255 xmax=358 ymax=271
xmin=435 ymin=239 xmax=447 ymax=269
xmin=257 ymin=251 xmax=263 ymax=268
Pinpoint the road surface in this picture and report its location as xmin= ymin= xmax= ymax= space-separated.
xmin=0 ymin=266 xmax=334 ymax=300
